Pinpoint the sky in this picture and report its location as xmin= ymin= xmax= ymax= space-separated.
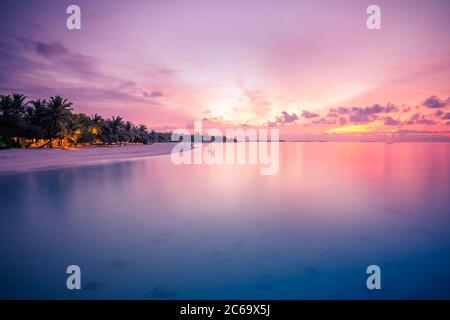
xmin=0 ymin=0 xmax=449 ymax=140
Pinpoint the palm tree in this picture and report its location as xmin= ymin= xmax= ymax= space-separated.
xmin=0 ymin=93 xmax=28 ymax=147
xmin=64 ymin=117 xmax=81 ymax=147
xmin=123 ymin=121 xmax=134 ymax=144
xmin=39 ymin=96 xmax=73 ymax=147
xmin=87 ymin=113 xmax=103 ymax=144
xmin=149 ymin=129 xmax=157 ymax=144
xmin=21 ymin=99 xmax=47 ymax=147
xmin=136 ymin=124 xmax=150 ymax=144
xmin=90 ymin=113 xmax=103 ymax=134
xmin=30 ymin=99 xmax=47 ymax=118
xmin=0 ymin=92 xmax=174 ymax=149
xmin=103 ymin=116 xmax=124 ymax=145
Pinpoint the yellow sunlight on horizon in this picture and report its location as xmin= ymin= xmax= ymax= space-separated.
xmin=327 ymin=121 xmax=384 ymax=134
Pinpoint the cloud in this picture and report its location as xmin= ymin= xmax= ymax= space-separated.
xmin=35 ymin=41 xmax=70 ymax=58
xmin=396 ymin=129 xmax=450 ymax=135
xmin=329 ymin=107 xmax=350 ymax=115
xmin=269 ymin=111 xmax=299 ymax=126
xmin=434 ymin=110 xmax=444 ymax=117
xmin=119 ymin=81 xmax=137 ymax=89
xmin=349 ymin=114 xmax=369 ymax=123
xmin=423 ymin=95 xmax=449 ymax=109
xmin=351 ymin=103 xmax=398 ymax=115
xmin=353 ymin=104 xmax=383 ymax=115
xmin=384 ymin=103 xmax=399 ymax=113
xmin=143 ymin=90 xmax=164 ymax=98
xmin=404 ymin=113 xmax=437 ymax=125
xmin=152 ymin=65 xmax=179 ymax=76
xmin=339 ymin=117 xmax=347 ymax=125
xmin=0 ymin=36 xmax=171 ymax=109
xmin=328 ymin=103 xmax=399 ymax=123
xmin=312 ymin=118 xmax=337 ymax=125
xmin=383 ymin=116 xmax=400 ymax=126
xmin=279 ymin=111 xmax=299 ymax=123
xmin=202 ymin=115 xmax=224 ymax=122
xmin=243 ymin=89 xmax=272 ymax=118
xmin=301 ymin=110 xmax=319 ymax=119
xmin=433 ymin=110 xmax=450 ymax=120
xmin=266 ymin=111 xmax=299 ymax=126
xmin=326 ymin=111 xmax=339 ymax=118
xmin=402 ymin=106 xmax=412 ymax=113
xmin=15 ymin=37 xmax=100 ymax=78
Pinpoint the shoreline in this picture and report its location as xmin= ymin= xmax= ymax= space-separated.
xmin=1 ymin=141 xmax=448 ymax=176
xmin=0 ymin=143 xmax=180 ymax=175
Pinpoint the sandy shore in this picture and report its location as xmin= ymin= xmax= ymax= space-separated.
xmin=0 ymin=143 xmax=179 ymax=175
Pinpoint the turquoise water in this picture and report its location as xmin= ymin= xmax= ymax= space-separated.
xmin=1 ymin=142 xmax=450 ymax=299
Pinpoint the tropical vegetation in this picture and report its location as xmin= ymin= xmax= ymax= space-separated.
xmin=0 ymin=93 xmax=172 ymax=149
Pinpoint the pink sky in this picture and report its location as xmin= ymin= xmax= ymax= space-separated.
xmin=0 ymin=0 xmax=449 ymax=140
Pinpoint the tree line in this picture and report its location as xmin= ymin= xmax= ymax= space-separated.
xmin=0 ymin=93 xmax=172 ymax=149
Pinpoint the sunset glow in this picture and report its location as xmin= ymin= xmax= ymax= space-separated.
xmin=0 ymin=0 xmax=449 ymax=140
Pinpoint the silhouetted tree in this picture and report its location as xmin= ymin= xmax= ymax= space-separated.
xmin=0 ymin=92 xmax=175 ymax=149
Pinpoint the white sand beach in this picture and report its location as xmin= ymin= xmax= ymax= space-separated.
xmin=0 ymin=143 xmax=179 ymax=174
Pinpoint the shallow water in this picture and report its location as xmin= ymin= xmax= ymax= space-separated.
xmin=1 ymin=142 xmax=450 ymax=299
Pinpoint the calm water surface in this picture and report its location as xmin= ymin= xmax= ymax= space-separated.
xmin=1 ymin=142 xmax=450 ymax=299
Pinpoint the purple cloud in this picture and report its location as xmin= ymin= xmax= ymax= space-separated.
xmin=404 ymin=113 xmax=437 ymax=125
xmin=266 ymin=111 xmax=299 ymax=126
xmin=351 ymin=103 xmax=398 ymax=115
xmin=402 ymin=106 xmax=412 ymax=113
xmin=15 ymin=37 xmax=100 ymax=78
xmin=327 ymin=103 xmax=399 ymax=123
xmin=35 ymin=41 xmax=70 ymax=58
xmin=352 ymin=104 xmax=383 ymax=115
xmin=383 ymin=116 xmax=400 ymax=126
xmin=423 ymin=95 xmax=449 ymax=109
xmin=434 ymin=110 xmax=445 ymax=117
xmin=143 ymin=90 xmax=164 ymax=98
xmin=277 ymin=111 xmax=299 ymax=123
xmin=326 ymin=111 xmax=339 ymax=118
xmin=312 ymin=118 xmax=337 ymax=125
xmin=349 ymin=114 xmax=369 ymax=123
xmin=329 ymin=107 xmax=350 ymax=115
xmin=301 ymin=110 xmax=319 ymax=119
xmin=384 ymin=103 xmax=399 ymax=113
